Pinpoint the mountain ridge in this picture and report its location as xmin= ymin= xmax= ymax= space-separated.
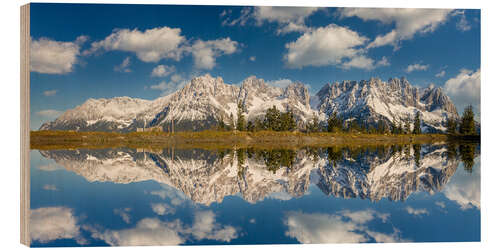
xmin=39 ymin=74 xmax=458 ymax=132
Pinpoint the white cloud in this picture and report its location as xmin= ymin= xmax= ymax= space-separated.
xmin=249 ymin=56 xmax=256 ymax=62
xmin=435 ymin=201 xmax=446 ymax=209
xmin=86 ymin=210 xmax=238 ymax=246
xmin=284 ymin=24 xmax=372 ymax=69
xmin=43 ymin=184 xmax=58 ymax=191
xmin=151 ymin=65 xmax=175 ymax=77
xmin=151 ymin=203 xmax=175 ymax=216
xmin=406 ymin=63 xmax=429 ymax=73
xmin=284 ymin=210 xmax=404 ymax=244
xmin=266 ymin=79 xmax=293 ymax=89
xmin=453 ymin=10 xmax=471 ymax=31
xmin=190 ymin=38 xmax=239 ymax=70
xmin=443 ymin=68 xmax=481 ymax=114
xmin=188 ymin=211 xmax=238 ymax=242
xmin=443 ymin=157 xmax=480 ymax=210
xmin=43 ymin=90 xmax=58 ymax=97
xmin=31 ymin=36 xmax=87 ymax=74
xmin=339 ymin=8 xmax=452 ymax=49
xmin=36 ymin=109 xmax=63 ymax=118
xmin=222 ymin=7 xmax=320 ymax=35
xmin=30 ymin=207 xmax=86 ymax=244
xmin=150 ymin=184 xmax=187 ymax=206
xmin=37 ymin=163 xmax=64 ymax=171
xmin=114 ymin=208 xmax=132 ymax=224
xmin=86 ymin=26 xmax=186 ymax=62
xmin=341 ymin=55 xmax=375 ymax=70
xmin=435 ymin=70 xmax=446 ymax=77
xmin=405 ymin=206 xmax=429 ymax=216
xmin=85 ymin=218 xmax=184 ymax=246
xmin=376 ymin=56 xmax=390 ymax=67
xmin=150 ymin=74 xmax=189 ymax=96
xmin=114 ymin=56 xmax=132 ymax=73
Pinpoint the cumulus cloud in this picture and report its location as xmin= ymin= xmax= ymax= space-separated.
xmin=284 ymin=24 xmax=374 ymax=69
xmin=85 ymin=218 xmax=184 ymax=246
xmin=36 ymin=109 xmax=63 ymax=118
xmin=376 ymin=56 xmax=390 ymax=67
xmin=339 ymin=8 xmax=452 ymax=49
xmin=86 ymin=210 xmax=238 ymax=246
xmin=443 ymin=69 xmax=481 ymax=114
xmin=31 ymin=36 xmax=88 ymax=74
xmin=249 ymin=56 xmax=256 ymax=62
xmin=114 ymin=208 xmax=132 ymax=224
xmin=406 ymin=63 xmax=429 ymax=73
xmin=114 ymin=56 xmax=132 ymax=73
xmin=86 ymin=27 xmax=185 ymax=62
xmin=37 ymin=163 xmax=64 ymax=171
xmin=435 ymin=201 xmax=446 ymax=209
xmin=151 ymin=203 xmax=175 ymax=216
xmin=435 ymin=70 xmax=446 ymax=77
xmin=266 ymin=79 xmax=293 ymax=89
xmin=452 ymin=10 xmax=471 ymax=31
xmin=405 ymin=206 xmax=429 ymax=216
xmin=222 ymin=7 xmax=320 ymax=35
xmin=284 ymin=210 xmax=404 ymax=244
xmin=443 ymin=157 xmax=480 ymax=210
xmin=341 ymin=55 xmax=375 ymax=70
xmin=150 ymin=184 xmax=187 ymax=206
xmin=30 ymin=207 xmax=86 ymax=244
xmin=150 ymin=74 xmax=189 ymax=96
xmin=151 ymin=65 xmax=175 ymax=77
xmin=43 ymin=90 xmax=58 ymax=97
xmin=188 ymin=211 xmax=238 ymax=242
xmin=190 ymin=38 xmax=239 ymax=70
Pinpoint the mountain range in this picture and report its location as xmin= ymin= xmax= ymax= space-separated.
xmin=39 ymin=145 xmax=459 ymax=205
xmin=39 ymin=74 xmax=458 ymax=132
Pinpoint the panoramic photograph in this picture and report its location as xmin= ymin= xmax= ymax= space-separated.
xmin=27 ymin=3 xmax=480 ymax=247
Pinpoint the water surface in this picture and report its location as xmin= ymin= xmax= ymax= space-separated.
xmin=30 ymin=143 xmax=480 ymax=246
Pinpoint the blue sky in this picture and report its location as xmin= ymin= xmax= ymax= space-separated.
xmin=29 ymin=4 xmax=480 ymax=129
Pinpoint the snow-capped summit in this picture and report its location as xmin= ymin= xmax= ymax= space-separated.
xmin=316 ymin=77 xmax=458 ymax=132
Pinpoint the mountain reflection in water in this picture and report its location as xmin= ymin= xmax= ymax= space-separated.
xmin=30 ymin=142 xmax=480 ymax=246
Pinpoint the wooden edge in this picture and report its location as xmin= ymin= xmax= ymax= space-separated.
xmin=20 ymin=3 xmax=30 ymax=247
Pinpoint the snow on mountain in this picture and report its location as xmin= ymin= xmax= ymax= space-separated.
xmin=316 ymin=77 xmax=458 ymax=132
xmin=39 ymin=75 xmax=458 ymax=132
xmin=40 ymin=145 xmax=459 ymax=205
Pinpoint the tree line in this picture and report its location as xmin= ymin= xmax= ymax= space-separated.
xmin=216 ymin=102 xmax=478 ymax=135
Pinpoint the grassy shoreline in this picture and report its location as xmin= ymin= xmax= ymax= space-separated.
xmin=30 ymin=130 xmax=478 ymax=150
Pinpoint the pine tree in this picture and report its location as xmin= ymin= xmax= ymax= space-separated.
xmin=229 ymin=113 xmax=235 ymax=131
xmin=264 ymin=106 xmax=281 ymax=131
xmin=327 ymin=111 xmax=342 ymax=133
xmin=236 ymin=101 xmax=246 ymax=131
xmin=412 ymin=112 xmax=422 ymax=134
xmin=404 ymin=117 xmax=411 ymax=134
xmin=446 ymin=118 xmax=457 ymax=134
xmin=307 ymin=115 xmax=320 ymax=133
xmin=246 ymin=120 xmax=255 ymax=132
xmin=459 ymin=105 xmax=476 ymax=135
xmin=217 ymin=114 xmax=225 ymax=131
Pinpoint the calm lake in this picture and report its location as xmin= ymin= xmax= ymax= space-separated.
xmin=29 ymin=143 xmax=480 ymax=247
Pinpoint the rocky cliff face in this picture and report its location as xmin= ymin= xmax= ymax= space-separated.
xmin=39 ymin=144 xmax=459 ymax=205
xmin=40 ymin=75 xmax=458 ymax=132
xmin=315 ymin=77 xmax=459 ymax=132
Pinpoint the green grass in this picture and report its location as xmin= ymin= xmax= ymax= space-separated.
xmin=28 ymin=130 xmax=470 ymax=151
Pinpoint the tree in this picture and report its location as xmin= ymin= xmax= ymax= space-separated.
xmin=229 ymin=113 xmax=235 ymax=131
xmin=446 ymin=118 xmax=457 ymax=134
xmin=404 ymin=117 xmax=411 ymax=134
xmin=377 ymin=120 xmax=387 ymax=134
xmin=280 ymin=111 xmax=296 ymax=131
xmin=217 ymin=114 xmax=226 ymax=131
xmin=459 ymin=105 xmax=476 ymax=135
xmin=264 ymin=105 xmax=281 ymax=131
xmin=236 ymin=101 xmax=246 ymax=131
xmin=413 ymin=112 xmax=422 ymax=134
xmin=327 ymin=111 xmax=342 ymax=133
xmin=246 ymin=120 xmax=255 ymax=132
